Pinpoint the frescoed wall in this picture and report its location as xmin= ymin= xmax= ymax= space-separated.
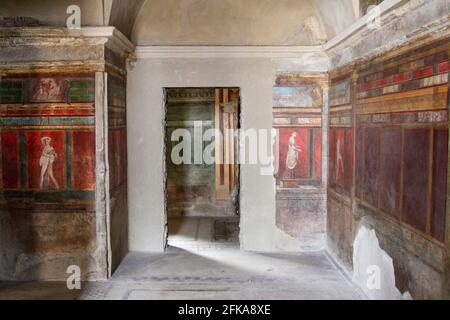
xmin=354 ymin=39 xmax=449 ymax=244
xmin=0 ymin=72 xmax=97 ymax=280
xmin=328 ymin=75 xmax=355 ymax=267
xmin=0 ymin=74 xmax=96 ymax=203
xmin=273 ymin=75 xmax=323 ymax=188
xmin=327 ymin=36 xmax=450 ymax=299
xmin=273 ymin=73 xmax=326 ymax=248
xmin=0 ymin=28 xmax=134 ymax=281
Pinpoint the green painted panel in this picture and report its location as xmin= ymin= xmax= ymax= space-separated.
xmin=165 ymin=89 xmax=216 ymax=205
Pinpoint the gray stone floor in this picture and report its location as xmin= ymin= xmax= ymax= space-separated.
xmin=0 ymin=217 xmax=365 ymax=300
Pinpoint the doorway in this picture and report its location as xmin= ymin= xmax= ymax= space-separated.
xmin=164 ymin=88 xmax=241 ymax=250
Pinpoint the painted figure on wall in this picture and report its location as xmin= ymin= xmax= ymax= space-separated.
xmin=30 ymin=78 xmax=64 ymax=102
xmin=39 ymin=136 xmax=59 ymax=189
xmin=284 ymin=132 xmax=302 ymax=179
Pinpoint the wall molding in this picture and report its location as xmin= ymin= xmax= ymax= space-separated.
xmin=133 ymin=45 xmax=325 ymax=59
xmin=0 ymin=26 xmax=135 ymax=55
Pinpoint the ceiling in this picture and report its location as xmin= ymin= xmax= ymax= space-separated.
xmin=132 ymin=0 xmax=358 ymax=46
xmin=0 ymin=0 xmax=361 ymax=46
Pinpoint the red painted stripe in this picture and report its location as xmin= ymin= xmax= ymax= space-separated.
xmin=438 ymin=61 xmax=450 ymax=74
xmin=374 ymin=79 xmax=387 ymax=89
xmin=360 ymin=82 xmax=372 ymax=92
xmin=392 ymin=72 xmax=409 ymax=84
xmin=0 ymin=109 xmax=94 ymax=117
xmin=314 ymin=129 xmax=322 ymax=180
xmin=413 ymin=66 xmax=434 ymax=79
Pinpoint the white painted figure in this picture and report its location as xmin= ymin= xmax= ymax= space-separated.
xmin=286 ymin=132 xmax=301 ymax=170
xmin=39 ymin=136 xmax=60 ymax=189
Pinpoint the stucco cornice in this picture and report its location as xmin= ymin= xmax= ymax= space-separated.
xmin=0 ymin=26 xmax=134 ymax=73
xmin=133 ymin=45 xmax=325 ymax=59
xmin=0 ymin=26 xmax=134 ymax=54
xmin=322 ymin=0 xmax=407 ymax=52
xmin=322 ymin=0 xmax=450 ymax=71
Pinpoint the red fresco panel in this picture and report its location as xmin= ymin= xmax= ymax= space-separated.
xmin=344 ymin=128 xmax=354 ymax=190
xmin=379 ymin=127 xmax=402 ymax=217
xmin=116 ymin=129 xmax=124 ymax=185
xmin=296 ymin=128 xmax=309 ymax=178
xmin=1 ymin=131 xmax=19 ymax=189
xmin=355 ymin=127 xmax=364 ymax=199
xmin=328 ymin=128 xmax=336 ymax=184
xmin=278 ymin=128 xmax=310 ymax=179
xmin=108 ymin=131 xmax=116 ymax=188
xmin=72 ymin=131 xmax=95 ymax=190
xmin=335 ymin=128 xmax=345 ymax=185
xmin=314 ymin=129 xmax=322 ymax=180
xmin=403 ymin=128 xmax=430 ymax=233
xmin=26 ymin=131 xmax=65 ymax=190
xmin=119 ymin=129 xmax=127 ymax=184
xmin=363 ymin=127 xmax=380 ymax=207
xmin=431 ymin=128 xmax=448 ymax=242
xmin=108 ymin=129 xmax=127 ymax=189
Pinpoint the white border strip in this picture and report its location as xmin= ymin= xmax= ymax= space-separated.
xmin=134 ymin=46 xmax=324 ymax=59
xmin=68 ymin=26 xmax=135 ymax=53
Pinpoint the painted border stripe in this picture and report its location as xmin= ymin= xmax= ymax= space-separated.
xmin=0 ymin=116 xmax=95 ymax=126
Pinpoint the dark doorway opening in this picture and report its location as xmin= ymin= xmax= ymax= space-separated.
xmin=164 ymin=88 xmax=241 ymax=250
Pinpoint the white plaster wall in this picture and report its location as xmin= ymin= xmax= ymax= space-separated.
xmin=127 ymin=54 xmax=328 ymax=252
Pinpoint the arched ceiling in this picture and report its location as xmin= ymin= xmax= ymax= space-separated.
xmin=0 ymin=0 xmax=360 ymax=46
xmin=132 ymin=0 xmax=358 ymax=46
xmin=106 ymin=0 xmax=146 ymax=38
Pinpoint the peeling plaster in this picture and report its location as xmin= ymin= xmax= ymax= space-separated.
xmin=352 ymin=225 xmax=412 ymax=300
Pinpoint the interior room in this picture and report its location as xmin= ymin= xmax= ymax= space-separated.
xmin=0 ymin=0 xmax=449 ymax=301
